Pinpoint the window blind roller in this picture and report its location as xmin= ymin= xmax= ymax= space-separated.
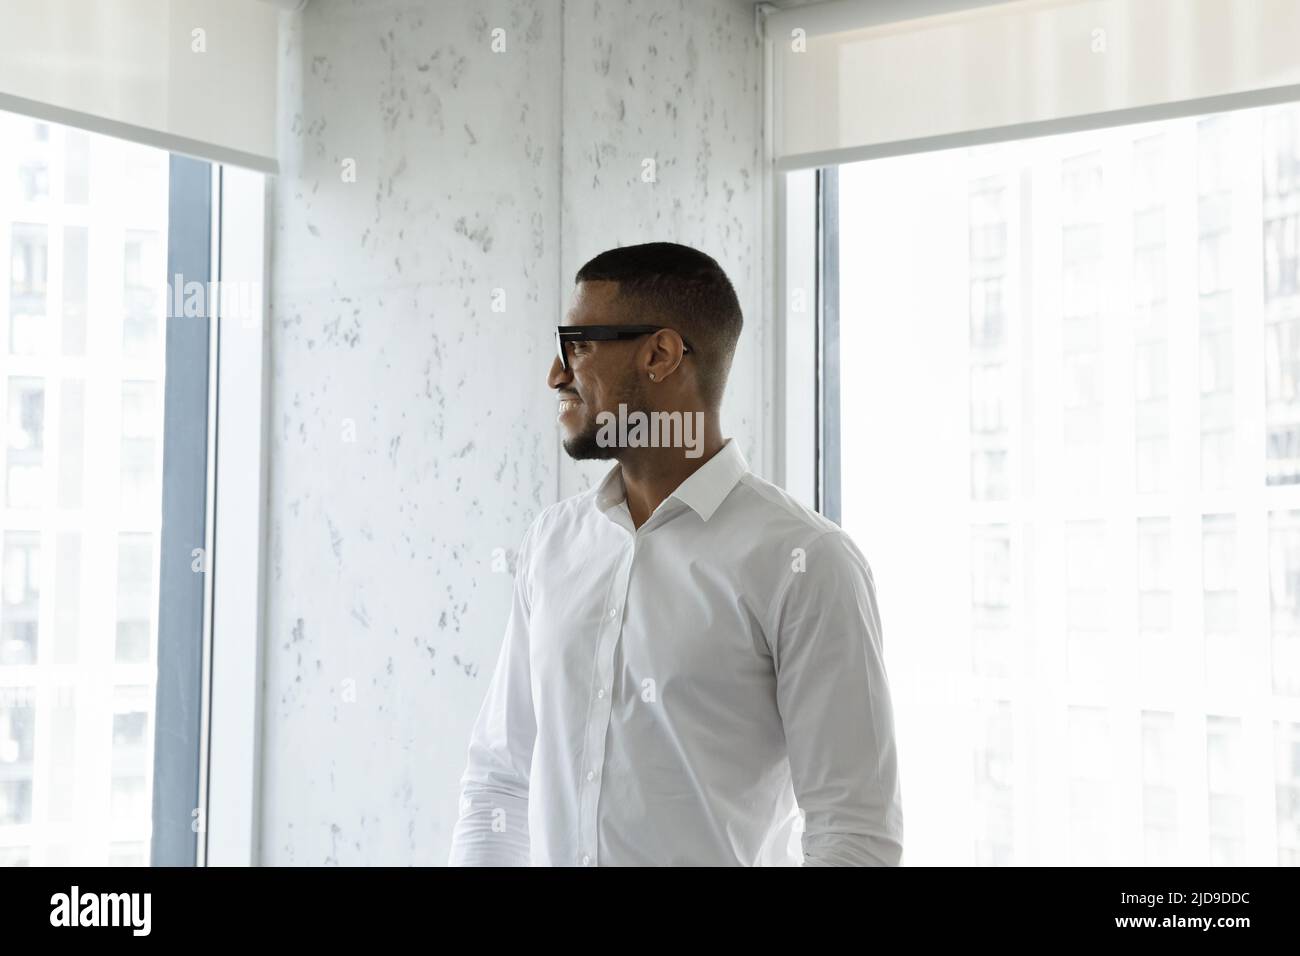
xmin=768 ymin=0 xmax=1300 ymax=170
xmin=0 ymin=0 xmax=280 ymax=172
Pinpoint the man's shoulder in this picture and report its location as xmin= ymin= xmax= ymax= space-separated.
xmin=725 ymin=471 xmax=843 ymax=546
xmin=524 ymin=481 xmax=604 ymax=538
xmin=723 ymin=473 xmax=873 ymax=583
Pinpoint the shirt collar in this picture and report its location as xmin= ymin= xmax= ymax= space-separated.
xmin=592 ymin=438 xmax=749 ymax=524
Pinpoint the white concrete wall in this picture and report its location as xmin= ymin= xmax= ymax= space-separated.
xmin=264 ymin=0 xmax=763 ymax=864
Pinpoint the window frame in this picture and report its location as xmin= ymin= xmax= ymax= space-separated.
xmin=150 ymin=153 xmax=213 ymax=866
xmin=152 ymin=157 xmax=269 ymax=867
xmin=202 ymin=164 xmax=271 ymax=867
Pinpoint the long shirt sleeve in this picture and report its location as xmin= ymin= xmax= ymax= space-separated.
xmin=770 ymin=528 xmax=904 ymax=866
xmin=447 ymin=518 xmax=540 ymax=866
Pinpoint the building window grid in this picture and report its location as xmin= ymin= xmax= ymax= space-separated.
xmin=1200 ymin=115 xmax=1237 ymax=492
xmin=957 ymin=106 xmax=1300 ymax=865
xmin=1141 ymin=710 xmax=1179 ymax=865
xmin=1277 ymin=720 xmax=1300 ymax=863
xmin=969 ymin=176 xmax=1011 ymax=505
xmin=1061 ymin=151 xmax=1106 ymax=499
xmin=1264 ymin=107 xmax=1300 ymax=486
xmin=0 ymin=112 xmax=166 ymax=866
xmin=1134 ymin=134 xmax=1171 ymax=495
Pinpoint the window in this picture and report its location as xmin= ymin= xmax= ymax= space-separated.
xmin=829 ymin=100 xmax=1300 ymax=865
xmin=0 ymin=108 xmax=212 ymax=866
xmin=1278 ymin=721 xmax=1300 ymax=864
xmin=4 ymin=376 xmax=44 ymax=511
xmin=0 ymin=694 xmax=35 ymax=827
xmin=1 ymin=532 xmax=40 ymax=666
xmin=1141 ymin=711 xmax=1178 ymax=865
xmin=9 ymin=224 xmax=46 ymax=355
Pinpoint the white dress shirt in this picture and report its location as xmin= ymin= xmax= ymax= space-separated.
xmin=447 ymin=437 xmax=903 ymax=866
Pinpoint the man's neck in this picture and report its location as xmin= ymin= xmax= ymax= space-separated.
xmin=617 ymin=416 xmax=725 ymax=528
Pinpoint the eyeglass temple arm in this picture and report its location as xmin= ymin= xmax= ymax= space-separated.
xmin=558 ymin=327 xmax=693 ymax=352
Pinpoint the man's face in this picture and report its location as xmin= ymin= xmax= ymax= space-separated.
xmin=549 ymin=280 xmax=650 ymax=460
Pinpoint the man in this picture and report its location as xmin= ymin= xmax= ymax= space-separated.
xmin=448 ymin=242 xmax=902 ymax=866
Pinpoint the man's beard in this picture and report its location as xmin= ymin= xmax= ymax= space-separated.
xmin=561 ymin=373 xmax=647 ymax=461
xmin=562 ymin=428 xmax=617 ymax=461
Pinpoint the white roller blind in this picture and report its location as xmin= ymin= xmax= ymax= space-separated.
xmin=769 ymin=0 xmax=1300 ymax=169
xmin=0 ymin=0 xmax=280 ymax=172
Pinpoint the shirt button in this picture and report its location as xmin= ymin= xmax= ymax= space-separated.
xmin=596 ymin=688 xmax=605 ymax=699
xmin=608 ymin=607 xmax=618 ymax=619
xmin=582 ymin=854 xmax=592 ymax=866
xmin=586 ymin=770 xmax=596 ymax=781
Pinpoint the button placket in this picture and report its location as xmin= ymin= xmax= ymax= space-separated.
xmin=577 ymin=533 xmax=638 ymax=868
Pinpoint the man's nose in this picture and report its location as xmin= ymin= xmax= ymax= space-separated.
xmin=547 ymin=353 xmax=571 ymax=390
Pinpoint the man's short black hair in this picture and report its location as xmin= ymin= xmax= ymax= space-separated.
xmin=574 ymin=242 xmax=743 ymax=408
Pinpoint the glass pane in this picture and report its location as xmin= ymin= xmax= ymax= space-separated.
xmin=839 ymin=99 xmax=1300 ymax=865
xmin=0 ymin=107 xmax=169 ymax=866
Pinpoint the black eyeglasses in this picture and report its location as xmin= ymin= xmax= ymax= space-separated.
xmin=554 ymin=324 xmax=693 ymax=373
